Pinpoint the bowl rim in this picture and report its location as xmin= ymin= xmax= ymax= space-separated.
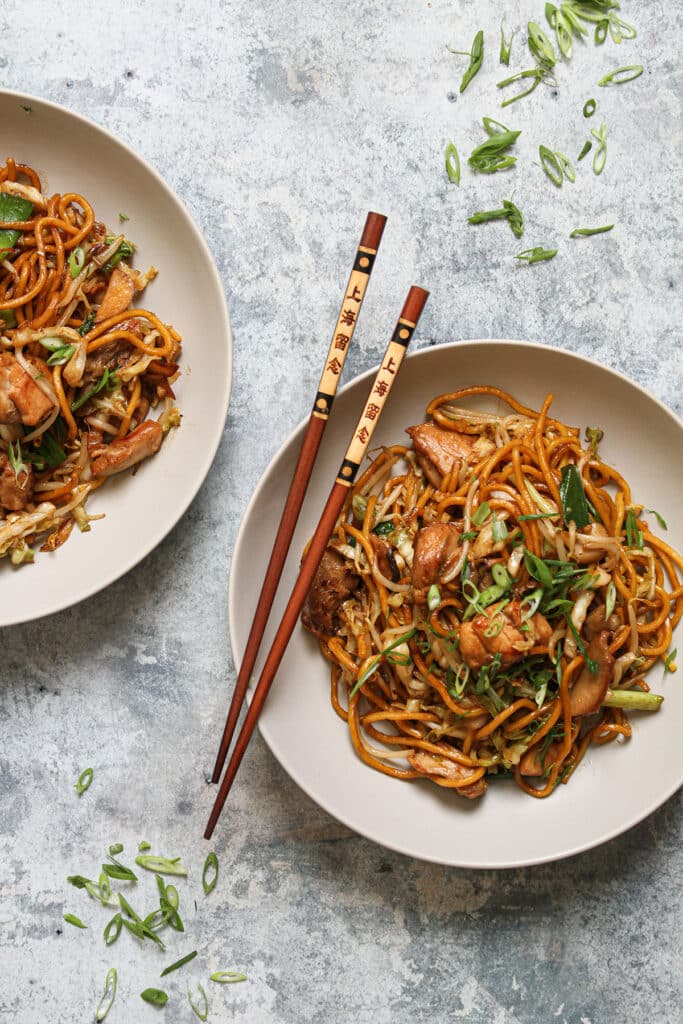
xmin=1 ymin=88 xmax=233 ymax=625
xmin=228 ymin=338 xmax=682 ymax=867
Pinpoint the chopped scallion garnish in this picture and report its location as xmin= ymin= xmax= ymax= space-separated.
xmin=570 ymin=225 xmax=614 ymax=238
xmin=202 ymin=852 xmax=219 ymax=895
xmin=445 ymin=142 xmax=461 ymax=185
xmin=135 ymin=854 xmax=189 ymax=876
xmin=472 ymin=501 xmax=491 ymax=526
xmin=598 ymin=65 xmax=644 ymax=87
xmin=427 ymin=584 xmax=441 ymax=611
xmin=63 ymin=912 xmax=87 ymax=929
xmin=210 ymin=971 xmax=247 ymax=984
xmin=74 ymin=767 xmax=93 ymax=796
xmin=141 ymin=988 xmax=168 ymax=1006
xmin=458 ymin=30 xmax=484 ymax=94
xmin=583 ymin=98 xmax=596 ymax=117
xmin=515 ymin=246 xmax=557 ymax=264
xmin=188 ymin=982 xmax=209 ymax=1021
xmin=161 ymin=950 xmax=198 ymax=977
xmin=95 ymin=968 xmax=117 ymax=1022
xmin=68 ymin=246 xmax=85 ymax=278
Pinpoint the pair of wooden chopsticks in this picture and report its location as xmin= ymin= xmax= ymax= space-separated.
xmin=206 ymin=213 xmax=429 ymax=838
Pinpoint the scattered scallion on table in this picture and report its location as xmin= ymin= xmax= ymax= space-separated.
xmin=444 ymin=142 xmax=460 ymax=185
xmin=141 ymin=988 xmax=168 ymax=1006
xmin=188 ymin=982 xmax=209 ymax=1021
xmin=74 ymin=767 xmax=93 ymax=795
xmin=202 ymin=852 xmax=219 ymax=895
xmin=456 ymin=29 xmax=484 ymax=93
xmin=63 ymin=913 xmax=87 ymax=929
xmin=570 ymin=225 xmax=614 ymax=237
xmin=211 ymin=970 xmax=248 ymax=984
xmin=160 ymin=950 xmax=198 ymax=977
xmin=515 ymin=247 xmax=557 ymax=264
xmin=95 ymin=968 xmax=117 ymax=1022
xmin=499 ymin=22 xmax=513 ymax=65
xmin=598 ymin=65 xmax=643 ymax=87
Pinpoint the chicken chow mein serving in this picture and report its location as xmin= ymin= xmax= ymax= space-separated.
xmin=0 ymin=156 xmax=180 ymax=565
xmin=302 ymin=385 xmax=682 ymax=799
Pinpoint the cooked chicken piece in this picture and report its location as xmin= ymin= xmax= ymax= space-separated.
xmin=90 ymin=420 xmax=163 ymax=478
xmin=471 ymin=521 xmax=507 ymax=561
xmin=584 ymin=603 xmax=620 ymax=640
xmin=460 ymin=600 xmax=552 ymax=671
xmin=407 ymin=750 xmax=487 ymax=799
xmin=569 ymin=631 xmax=613 ymax=716
xmin=0 ymin=452 xmax=34 ymax=511
xmin=412 ymin=522 xmax=463 ymax=601
xmin=369 ymin=533 xmax=400 ymax=582
xmin=301 ymin=548 xmax=361 ymax=637
xmin=0 ymin=352 xmax=53 ymax=426
xmin=95 ymin=267 xmax=135 ymax=323
xmin=406 ymin=421 xmax=475 ymax=487
xmin=519 ymin=740 xmax=563 ymax=777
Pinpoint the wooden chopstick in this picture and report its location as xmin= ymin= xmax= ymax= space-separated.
xmin=204 ymin=284 xmax=429 ymax=838
xmin=210 ymin=212 xmax=387 ymax=785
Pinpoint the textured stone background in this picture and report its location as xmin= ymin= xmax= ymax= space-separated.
xmin=1 ymin=1 xmax=682 ymax=1022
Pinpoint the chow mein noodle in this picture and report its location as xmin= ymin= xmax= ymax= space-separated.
xmin=0 ymin=157 xmax=180 ymax=564
xmin=302 ymin=385 xmax=681 ymax=799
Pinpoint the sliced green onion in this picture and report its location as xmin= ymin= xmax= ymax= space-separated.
xmin=565 ymin=615 xmax=598 ymax=674
xmin=95 ymin=968 xmax=117 ymax=1022
xmin=535 ymin=682 xmax=548 ymax=707
xmin=448 ymin=662 xmax=470 ymax=698
xmin=102 ymin=862 xmax=138 ymax=882
xmin=603 ymin=689 xmax=663 ymax=711
xmin=527 ymin=21 xmax=556 ymax=68
xmin=7 ymin=440 xmax=29 ymax=487
xmin=577 ymin=140 xmax=592 ymax=161
xmin=188 ymin=983 xmax=209 ymax=1021
xmin=63 ymin=912 xmax=87 ymax=929
xmin=523 ymin=549 xmax=553 ymax=589
xmin=570 ymin=225 xmax=614 ymax=238
xmin=210 ymin=971 xmax=247 ymax=984
xmin=663 ymin=649 xmax=677 ymax=674
xmin=161 ymin=950 xmax=198 ymax=977
xmin=468 ymin=127 xmax=521 ymax=173
xmin=491 ymin=563 xmax=511 ymax=589
xmin=472 ymin=501 xmax=491 ymax=526
xmin=68 ymin=246 xmax=85 ymax=278
xmin=46 ymin=343 xmax=76 ymax=366
xmin=624 ymin=508 xmax=643 ymax=550
xmin=98 ymin=872 xmax=112 ymax=905
xmin=459 ymin=29 xmax=484 ymax=93
xmin=605 ymin=581 xmax=617 ymax=621
xmin=598 ymin=65 xmax=643 ymax=87
xmin=594 ymin=19 xmax=609 ymax=45
xmin=78 ymin=311 xmax=96 ymax=336
xmin=591 ymin=123 xmax=607 ymax=175
xmin=202 ymin=852 xmax=219 ymax=895
xmin=138 ymin=840 xmax=151 ymax=851
xmin=141 ymin=988 xmax=168 ymax=1006
xmin=427 ymin=584 xmax=441 ymax=611
xmin=520 ymin=588 xmax=543 ymax=622
xmin=515 ymin=247 xmax=557 ymax=264
xmin=583 ymin=98 xmax=596 ymax=117
xmin=645 ymin=508 xmax=668 ymax=531
xmin=539 ymin=144 xmax=563 ymax=186
xmin=74 ymin=767 xmax=93 ymax=796
xmin=497 ymin=67 xmax=546 ymax=108
xmin=445 ymin=142 xmax=461 ymax=186
xmin=135 ymin=854 xmax=188 ymax=876
xmin=119 ymin=212 xmax=129 ymax=222
xmin=483 ymin=613 xmax=506 ymax=638
xmin=560 ymin=464 xmax=591 ymax=529
xmin=103 ymin=913 xmax=123 ymax=946
xmin=491 ymin=514 xmax=508 ymax=543
xmin=499 ymin=22 xmax=513 ymax=65
xmin=556 ymin=151 xmax=575 ymax=182
xmin=71 ymin=366 xmax=118 ymax=412
xmin=108 ymin=843 xmax=124 ymax=856
xmin=518 ymin=512 xmax=559 ymax=521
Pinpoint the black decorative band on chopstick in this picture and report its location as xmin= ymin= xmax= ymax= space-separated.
xmin=391 ymin=318 xmax=416 ymax=348
xmin=353 ymin=247 xmax=378 ymax=275
xmin=312 ymin=390 xmax=335 ymax=418
xmin=336 ymin=458 xmax=361 ymax=487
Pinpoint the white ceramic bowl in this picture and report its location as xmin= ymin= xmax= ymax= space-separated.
xmin=230 ymin=341 xmax=682 ymax=867
xmin=0 ymin=91 xmax=232 ymax=625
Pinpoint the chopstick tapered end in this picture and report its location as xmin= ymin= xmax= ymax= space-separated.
xmin=361 ymin=212 xmax=388 ymax=251
xmin=402 ymin=285 xmax=430 ymax=325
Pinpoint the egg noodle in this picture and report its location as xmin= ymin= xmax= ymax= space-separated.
xmin=0 ymin=157 xmax=180 ymax=564
xmin=302 ymin=385 xmax=682 ymax=799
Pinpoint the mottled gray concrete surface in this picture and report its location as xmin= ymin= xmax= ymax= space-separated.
xmin=1 ymin=1 xmax=682 ymax=1022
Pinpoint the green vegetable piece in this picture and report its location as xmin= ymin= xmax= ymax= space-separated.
xmin=570 ymin=225 xmax=614 ymax=238
xmin=202 ymin=851 xmax=219 ymax=895
xmin=603 ymin=689 xmax=663 ymax=711
xmin=577 ymin=140 xmax=592 ymax=161
xmin=468 ymin=199 xmax=524 ymax=239
xmin=523 ymin=549 xmax=553 ymax=589
xmin=583 ymin=98 xmax=596 ymax=117
xmin=46 ymin=344 xmax=76 ymax=366
xmin=663 ymin=649 xmax=677 ymax=674
xmin=594 ymin=19 xmax=609 ymax=44
xmin=444 ymin=142 xmax=461 ymax=186
xmin=624 ymin=509 xmax=643 ymax=550
xmin=427 ymin=584 xmax=441 ymax=611
xmin=469 ymin=129 xmax=521 ymax=173
xmin=598 ymin=65 xmax=643 ymax=87
xmin=499 ymin=22 xmax=513 ymax=65
xmin=528 ymin=21 xmax=556 ymax=68
xmin=515 ymin=247 xmax=557 ymax=265
xmin=102 ymin=862 xmax=138 ymax=882
xmin=135 ymin=854 xmax=189 ymax=876
xmin=63 ymin=913 xmax=87 ymax=929
xmin=78 ymin=311 xmax=96 ymax=336
xmin=188 ymin=983 xmax=209 ymax=1021
xmin=95 ymin=968 xmax=117 ymax=1022
xmin=559 ymin=464 xmax=591 ymax=529
xmin=103 ymin=913 xmax=123 ymax=946
xmin=645 ymin=508 xmax=668 ymax=531
xmin=372 ymin=520 xmax=394 ymax=536
xmin=472 ymin=500 xmax=491 ymax=526
xmin=539 ymin=144 xmax=563 ymax=186
xmin=605 ymin=581 xmax=617 ymax=621
xmin=71 ymin=366 xmax=118 ymax=412
xmin=497 ymin=67 xmax=546 ymax=107
xmin=161 ymin=950 xmax=198 ymax=977
xmin=0 ymin=193 xmax=33 ymax=255
xmin=556 ymin=151 xmax=575 ymax=182
xmin=591 ymin=122 xmax=607 ymax=175
xmin=102 ymin=237 xmax=135 ymax=274
xmin=459 ymin=30 xmax=484 ymax=93
xmin=68 ymin=246 xmax=85 ymax=278
xmin=138 ymin=839 xmax=151 ymax=850
xmin=210 ymin=971 xmax=247 ymax=984
xmin=74 ymin=767 xmax=93 ymax=796
xmin=141 ymin=988 xmax=168 ymax=1006
xmin=350 ymin=627 xmax=417 ymax=697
